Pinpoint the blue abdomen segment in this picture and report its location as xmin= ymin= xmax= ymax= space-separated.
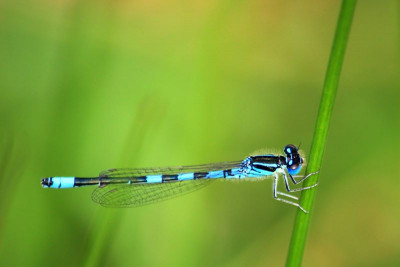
xmin=146 ymin=175 xmax=163 ymax=183
xmin=205 ymin=171 xmax=224 ymax=179
xmin=177 ymin=173 xmax=194 ymax=181
xmin=42 ymin=177 xmax=76 ymax=188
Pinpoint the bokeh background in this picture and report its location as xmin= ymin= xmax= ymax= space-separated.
xmin=0 ymin=0 xmax=399 ymax=266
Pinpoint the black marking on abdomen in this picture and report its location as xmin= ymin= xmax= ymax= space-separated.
xmin=194 ymin=172 xmax=208 ymax=179
xmin=223 ymin=169 xmax=232 ymax=178
xmin=74 ymin=177 xmax=146 ymax=187
xmin=162 ymin=175 xmax=178 ymax=182
xmin=132 ymin=177 xmax=147 ymax=183
xmin=74 ymin=178 xmax=97 ymax=187
xmin=42 ymin=178 xmax=53 ymax=187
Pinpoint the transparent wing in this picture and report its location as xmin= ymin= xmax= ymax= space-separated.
xmin=92 ymin=179 xmax=213 ymax=207
xmin=99 ymin=161 xmax=243 ymax=178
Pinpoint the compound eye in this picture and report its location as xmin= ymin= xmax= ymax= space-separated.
xmin=289 ymin=163 xmax=299 ymax=171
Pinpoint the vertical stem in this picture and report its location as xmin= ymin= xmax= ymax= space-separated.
xmin=285 ymin=1 xmax=357 ymax=266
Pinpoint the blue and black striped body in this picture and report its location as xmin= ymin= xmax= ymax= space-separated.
xmin=42 ymin=144 xmax=309 ymax=209
xmin=42 ymin=155 xmax=293 ymax=189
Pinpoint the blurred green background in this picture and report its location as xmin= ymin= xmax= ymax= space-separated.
xmin=0 ymin=0 xmax=399 ymax=266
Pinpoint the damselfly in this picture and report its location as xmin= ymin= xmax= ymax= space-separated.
xmin=41 ymin=144 xmax=318 ymax=213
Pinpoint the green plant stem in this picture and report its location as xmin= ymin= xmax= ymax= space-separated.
xmin=285 ymin=1 xmax=356 ymax=266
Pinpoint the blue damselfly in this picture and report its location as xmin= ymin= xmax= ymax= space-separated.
xmin=42 ymin=144 xmax=318 ymax=212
